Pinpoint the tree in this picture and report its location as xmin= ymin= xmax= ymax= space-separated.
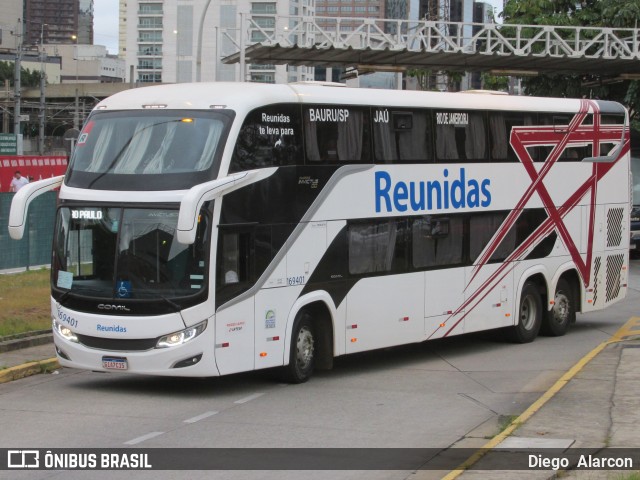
xmin=0 ymin=61 xmax=44 ymax=88
xmin=500 ymin=0 xmax=640 ymax=127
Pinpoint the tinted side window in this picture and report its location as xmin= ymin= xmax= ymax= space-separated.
xmin=216 ymin=223 xmax=293 ymax=307
xmin=435 ymin=111 xmax=487 ymax=162
xmin=230 ymin=104 xmax=302 ymax=173
xmin=489 ymin=112 xmax=535 ymax=162
xmin=216 ymin=229 xmax=252 ymax=307
xmin=412 ymin=216 xmax=464 ymax=268
xmin=348 ymin=220 xmax=406 ymax=275
xmin=373 ymin=109 xmax=433 ymax=163
xmin=469 ymin=211 xmax=510 ymax=263
xmin=535 ymin=113 xmax=592 ymax=162
xmin=304 ymin=106 xmax=371 ymax=163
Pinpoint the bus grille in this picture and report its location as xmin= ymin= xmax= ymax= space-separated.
xmin=606 ymin=253 xmax=624 ymax=302
xmin=593 ymin=256 xmax=601 ymax=305
xmin=76 ymin=334 xmax=157 ymax=351
xmin=607 ymin=207 xmax=624 ymax=247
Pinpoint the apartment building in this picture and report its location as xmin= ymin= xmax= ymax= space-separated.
xmin=122 ymin=0 xmax=315 ymax=85
xmin=25 ymin=0 xmax=93 ymax=46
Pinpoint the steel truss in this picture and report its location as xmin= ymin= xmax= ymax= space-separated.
xmin=221 ymin=16 xmax=640 ymax=76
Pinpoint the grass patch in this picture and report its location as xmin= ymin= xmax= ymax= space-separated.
xmin=485 ymin=414 xmax=520 ymax=439
xmin=613 ymin=473 xmax=640 ymax=480
xmin=0 ymin=269 xmax=51 ymax=337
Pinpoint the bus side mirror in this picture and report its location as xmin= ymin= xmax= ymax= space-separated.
xmin=8 ymin=175 xmax=65 ymax=240
xmin=583 ymin=122 xmax=627 ymax=164
xmin=176 ymin=168 xmax=277 ymax=245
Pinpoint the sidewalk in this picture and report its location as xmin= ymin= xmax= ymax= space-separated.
xmin=0 ymin=341 xmax=58 ymax=384
xmin=444 ymin=316 xmax=640 ymax=479
xmin=1 ymin=323 xmax=639 ymax=479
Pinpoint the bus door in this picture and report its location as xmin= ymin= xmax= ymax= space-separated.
xmin=463 ymin=212 xmax=516 ymax=333
xmin=214 ymin=227 xmax=255 ymax=375
xmin=413 ymin=216 xmax=466 ymax=339
xmin=345 ymin=219 xmax=424 ymax=353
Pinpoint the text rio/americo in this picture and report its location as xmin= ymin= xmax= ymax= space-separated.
xmin=375 ymin=169 xmax=491 ymax=213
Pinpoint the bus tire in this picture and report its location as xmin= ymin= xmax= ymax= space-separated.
xmin=510 ymin=282 xmax=542 ymax=343
xmin=541 ymin=278 xmax=574 ymax=336
xmin=282 ymin=311 xmax=315 ymax=384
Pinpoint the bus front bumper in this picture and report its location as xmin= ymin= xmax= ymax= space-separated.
xmin=52 ymin=325 xmax=220 ymax=377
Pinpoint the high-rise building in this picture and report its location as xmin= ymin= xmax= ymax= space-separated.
xmin=417 ymin=0 xmax=492 ymax=91
xmin=313 ymin=0 xmax=411 ymax=87
xmin=122 ymin=0 xmax=315 ymax=85
xmin=24 ymin=0 xmax=94 ymax=46
xmin=0 ymin=0 xmax=23 ymax=51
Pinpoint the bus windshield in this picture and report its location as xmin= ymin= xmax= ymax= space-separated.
xmin=65 ymin=110 xmax=233 ymax=190
xmin=52 ymin=207 xmax=209 ymax=305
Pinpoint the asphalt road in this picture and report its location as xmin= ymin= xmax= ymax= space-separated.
xmin=1 ymin=258 xmax=639 ymax=480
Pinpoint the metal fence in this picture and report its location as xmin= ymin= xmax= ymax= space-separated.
xmin=0 ymin=192 xmax=57 ymax=271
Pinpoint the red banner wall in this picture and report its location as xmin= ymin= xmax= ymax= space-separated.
xmin=0 ymin=156 xmax=68 ymax=192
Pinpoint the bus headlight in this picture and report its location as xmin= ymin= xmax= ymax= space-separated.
xmin=156 ymin=320 xmax=207 ymax=349
xmin=53 ymin=319 xmax=79 ymax=343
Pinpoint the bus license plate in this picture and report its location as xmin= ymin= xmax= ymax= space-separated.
xmin=102 ymin=356 xmax=128 ymax=370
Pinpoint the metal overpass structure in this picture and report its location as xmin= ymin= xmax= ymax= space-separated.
xmin=221 ymin=16 xmax=640 ymax=78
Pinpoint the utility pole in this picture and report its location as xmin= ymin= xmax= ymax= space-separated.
xmin=38 ymin=23 xmax=47 ymax=155
xmin=2 ymin=80 xmax=9 ymax=133
xmin=13 ymin=19 xmax=22 ymax=136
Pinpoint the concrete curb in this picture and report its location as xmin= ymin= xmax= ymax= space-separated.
xmin=0 ymin=332 xmax=53 ymax=353
xmin=0 ymin=358 xmax=60 ymax=384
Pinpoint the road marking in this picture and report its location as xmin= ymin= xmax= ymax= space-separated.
xmin=441 ymin=315 xmax=639 ymax=480
xmin=124 ymin=431 xmax=164 ymax=445
xmin=611 ymin=316 xmax=640 ymax=340
xmin=184 ymin=411 xmax=219 ymax=424
xmin=234 ymin=392 xmax=265 ymax=404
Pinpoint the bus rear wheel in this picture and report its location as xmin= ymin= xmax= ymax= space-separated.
xmin=282 ymin=312 xmax=315 ymax=384
xmin=541 ymin=278 xmax=574 ymax=336
xmin=509 ymin=281 xmax=542 ymax=343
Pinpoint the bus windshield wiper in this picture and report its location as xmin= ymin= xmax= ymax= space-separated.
xmin=133 ymin=291 xmax=182 ymax=311
xmin=157 ymin=294 xmax=181 ymax=311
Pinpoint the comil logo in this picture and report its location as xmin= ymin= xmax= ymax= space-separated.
xmin=8 ymin=450 xmax=40 ymax=468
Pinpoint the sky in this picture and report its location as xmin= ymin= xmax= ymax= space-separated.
xmin=93 ymin=0 xmax=119 ymax=54
xmin=92 ymin=0 xmax=505 ymax=56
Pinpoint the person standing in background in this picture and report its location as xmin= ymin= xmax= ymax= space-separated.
xmin=10 ymin=171 xmax=29 ymax=192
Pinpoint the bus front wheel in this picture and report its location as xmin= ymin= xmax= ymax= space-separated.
xmin=510 ymin=282 xmax=542 ymax=343
xmin=282 ymin=312 xmax=316 ymax=384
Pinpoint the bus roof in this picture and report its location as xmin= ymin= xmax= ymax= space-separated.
xmin=93 ymin=82 xmax=624 ymax=116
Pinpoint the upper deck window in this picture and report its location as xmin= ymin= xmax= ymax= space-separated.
xmin=304 ymin=105 xmax=371 ymax=164
xmin=373 ymin=109 xmax=433 ymax=163
xmin=66 ymin=109 xmax=234 ymax=190
xmin=230 ymin=104 xmax=302 ymax=173
xmin=435 ymin=110 xmax=487 ymax=162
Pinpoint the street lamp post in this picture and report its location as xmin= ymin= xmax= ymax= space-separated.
xmin=71 ymin=34 xmax=79 ymax=130
xmin=196 ymin=0 xmax=213 ymax=82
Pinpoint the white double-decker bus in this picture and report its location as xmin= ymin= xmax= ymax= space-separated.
xmin=9 ymin=82 xmax=630 ymax=383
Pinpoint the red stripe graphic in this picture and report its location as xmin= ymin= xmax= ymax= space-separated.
xmin=430 ymin=99 xmax=628 ymax=339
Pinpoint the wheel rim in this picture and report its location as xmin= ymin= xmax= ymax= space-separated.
xmin=553 ymin=292 xmax=570 ymax=324
xmin=295 ymin=325 xmax=314 ymax=371
xmin=520 ymin=294 xmax=537 ymax=331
